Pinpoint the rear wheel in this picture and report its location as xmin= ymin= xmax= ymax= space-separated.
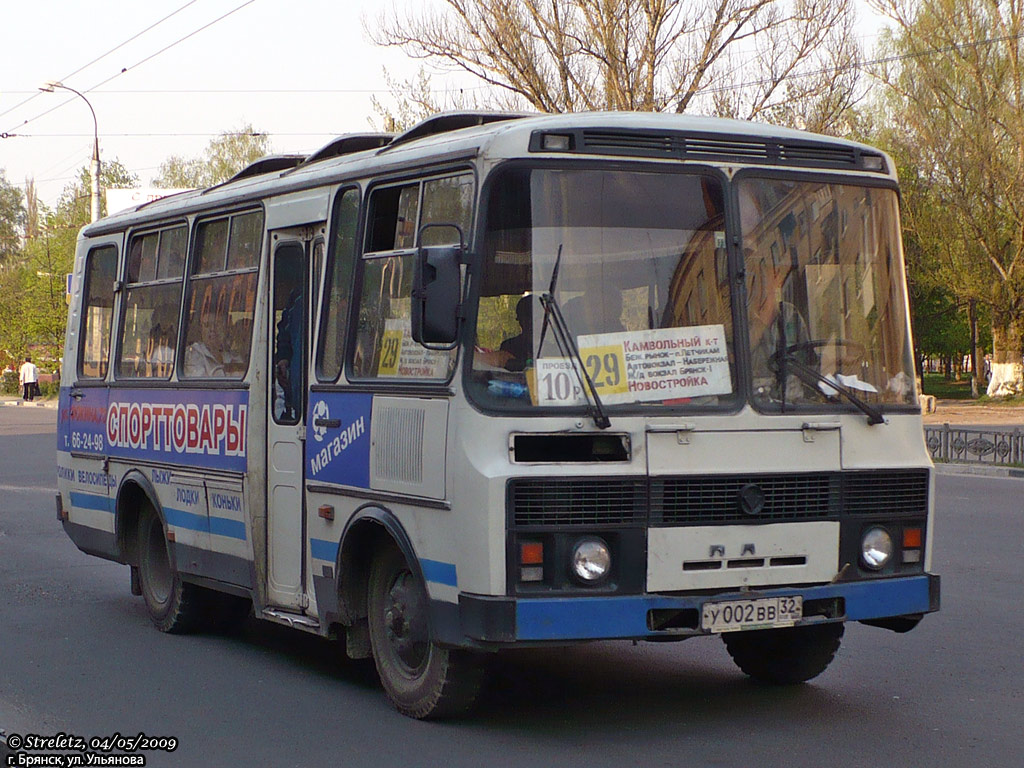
xmin=136 ymin=506 xmax=203 ymax=634
xmin=723 ymin=622 xmax=844 ymax=684
xmin=367 ymin=546 xmax=483 ymax=719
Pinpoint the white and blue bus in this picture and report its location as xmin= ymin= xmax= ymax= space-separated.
xmin=57 ymin=111 xmax=939 ymax=718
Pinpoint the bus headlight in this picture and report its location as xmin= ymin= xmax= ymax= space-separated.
xmin=571 ymin=537 xmax=611 ymax=583
xmin=861 ymin=527 xmax=894 ymax=570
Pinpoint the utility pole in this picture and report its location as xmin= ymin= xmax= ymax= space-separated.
xmin=39 ymin=82 xmax=101 ymax=223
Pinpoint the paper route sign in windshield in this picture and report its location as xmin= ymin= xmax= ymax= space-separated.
xmin=572 ymin=324 xmax=731 ymax=404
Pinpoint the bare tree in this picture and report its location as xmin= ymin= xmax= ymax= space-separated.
xmin=369 ymin=0 xmax=861 ymax=130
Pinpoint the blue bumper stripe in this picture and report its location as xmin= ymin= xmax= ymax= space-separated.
xmin=515 ymin=575 xmax=937 ymax=641
xmin=208 ymin=516 xmax=247 ymax=541
xmin=308 ymin=539 xmax=456 ymax=588
xmin=421 ymin=559 xmax=458 ymax=588
xmin=310 ymin=538 xmax=339 ymax=563
xmin=163 ymin=507 xmax=246 ymax=541
xmin=69 ymin=491 xmax=114 ymax=514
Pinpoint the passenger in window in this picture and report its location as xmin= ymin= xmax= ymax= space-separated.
xmin=147 ymin=322 xmax=174 ymax=377
xmin=226 ymin=317 xmax=252 ymax=375
xmin=275 ymin=289 xmax=302 ymax=419
xmin=184 ymin=312 xmax=226 ymax=377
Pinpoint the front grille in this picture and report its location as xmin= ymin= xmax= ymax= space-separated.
xmin=842 ymin=469 xmax=929 ymax=515
xmin=654 ymin=473 xmax=836 ymax=525
xmin=508 ymin=470 xmax=927 ymax=528
xmin=510 ymin=478 xmax=647 ymax=527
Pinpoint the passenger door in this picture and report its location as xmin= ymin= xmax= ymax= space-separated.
xmin=266 ymin=231 xmax=313 ymax=609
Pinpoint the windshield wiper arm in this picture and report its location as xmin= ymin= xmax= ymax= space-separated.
xmin=772 ymin=349 xmax=885 ymax=426
xmin=536 ymin=244 xmax=562 ymax=359
xmin=539 ymin=292 xmax=611 ymax=430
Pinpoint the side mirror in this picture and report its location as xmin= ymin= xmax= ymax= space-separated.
xmin=412 ymin=243 xmax=461 ymax=347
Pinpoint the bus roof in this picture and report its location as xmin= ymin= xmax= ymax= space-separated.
xmin=86 ymin=111 xmax=894 ymax=237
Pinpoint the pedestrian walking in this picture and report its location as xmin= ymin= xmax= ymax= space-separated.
xmin=19 ymin=356 xmax=39 ymax=401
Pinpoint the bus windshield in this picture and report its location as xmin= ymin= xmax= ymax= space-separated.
xmin=739 ymin=177 xmax=917 ymax=413
xmin=469 ymin=166 xmax=738 ymax=412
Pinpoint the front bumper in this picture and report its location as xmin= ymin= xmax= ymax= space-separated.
xmin=449 ymin=573 xmax=939 ymax=645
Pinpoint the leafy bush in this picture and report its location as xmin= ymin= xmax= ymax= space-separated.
xmin=1 ymin=370 xmax=17 ymax=396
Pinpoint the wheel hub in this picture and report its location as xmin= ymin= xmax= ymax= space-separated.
xmin=383 ymin=572 xmax=427 ymax=672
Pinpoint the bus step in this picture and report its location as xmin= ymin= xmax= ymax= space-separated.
xmin=262 ymin=608 xmax=320 ymax=630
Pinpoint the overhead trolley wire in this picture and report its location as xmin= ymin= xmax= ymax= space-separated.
xmin=1 ymin=0 xmax=258 ymax=137
xmin=0 ymin=0 xmax=201 ymax=123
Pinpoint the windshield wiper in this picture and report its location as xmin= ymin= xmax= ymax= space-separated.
xmin=538 ymin=291 xmax=612 ymax=430
xmin=536 ymin=244 xmax=562 ymax=359
xmin=770 ymin=346 xmax=885 ymax=426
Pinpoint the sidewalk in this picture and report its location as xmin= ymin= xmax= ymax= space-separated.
xmin=0 ymin=395 xmax=56 ymax=408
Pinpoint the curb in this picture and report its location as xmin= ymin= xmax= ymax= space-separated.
xmin=0 ymin=399 xmax=56 ymax=409
xmin=933 ymin=462 xmax=1024 ymax=479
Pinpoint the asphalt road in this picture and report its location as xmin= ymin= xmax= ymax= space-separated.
xmin=0 ymin=405 xmax=1018 ymax=767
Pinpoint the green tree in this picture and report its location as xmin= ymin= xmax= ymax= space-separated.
xmin=53 ymin=159 xmax=140 ymax=226
xmin=0 ymin=169 xmax=25 ymax=266
xmin=153 ymin=125 xmax=272 ymax=189
xmin=870 ymin=0 xmax=1024 ymax=395
xmin=0 ymin=160 xmax=138 ymax=365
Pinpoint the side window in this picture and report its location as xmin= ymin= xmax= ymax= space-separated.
xmin=181 ymin=210 xmax=262 ymax=379
xmin=78 ymin=245 xmax=118 ymax=379
xmin=421 ymin=174 xmax=473 ymax=245
xmin=118 ymin=225 xmax=186 ymax=378
xmin=352 ymin=173 xmax=471 ymax=380
xmin=317 ymin=188 xmax=359 ymax=382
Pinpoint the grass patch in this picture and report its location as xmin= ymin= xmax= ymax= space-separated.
xmin=921 ymin=373 xmax=975 ymax=399
xmin=976 ymin=394 xmax=1024 ymax=406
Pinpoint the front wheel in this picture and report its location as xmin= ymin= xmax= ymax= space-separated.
xmin=723 ymin=622 xmax=844 ymax=685
xmin=367 ymin=546 xmax=484 ymax=719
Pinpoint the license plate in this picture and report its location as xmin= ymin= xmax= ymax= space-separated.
xmin=701 ymin=596 xmax=803 ymax=634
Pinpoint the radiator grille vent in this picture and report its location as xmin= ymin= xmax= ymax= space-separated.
xmin=842 ymin=469 xmax=930 ymax=515
xmin=572 ymin=130 xmax=877 ymax=171
xmin=373 ymin=406 xmax=424 ymax=484
xmin=654 ymin=473 xmax=836 ymax=525
xmin=508 ymin=470 xmax=928 ymax=527
xmin=510 ymin=478 xmax=647 ymax=527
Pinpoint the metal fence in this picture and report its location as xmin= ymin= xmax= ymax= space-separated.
xmin=924 ymin=424 xmax=1024 ymax=466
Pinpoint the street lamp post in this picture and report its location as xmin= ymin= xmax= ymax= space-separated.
xmin=39 ymin=81 xmax=101 ymax=223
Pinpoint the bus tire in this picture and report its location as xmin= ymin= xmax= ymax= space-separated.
xmin=723 ymin=622 xmax=844 ymax=685
xmin=137 ymin=506 xmax=203 ymax=634
xmin=367 ymin=546 xmax=483 ymax=719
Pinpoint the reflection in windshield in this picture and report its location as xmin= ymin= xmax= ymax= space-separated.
xmin=741 ymin=178 xmax=916 ymax=410
xmin=470 ymin=167 xmax=737 ymax=411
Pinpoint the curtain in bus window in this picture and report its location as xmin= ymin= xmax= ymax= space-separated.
xmin=180 ymin=211 xmax=262 ymax=379
xmin=182 ymin=272 xmax=259 ymax=378
xmin=116 ymin=225 xmax=187 ymax=379
xmin=79 ymin=246 xmax=118 ymax=379
xmin=227 ymin=211 xmax=263 ymax=270
xmin=193 ymin=218 xmax=229 ymax=274
xmin=118 ymin=283 xmax=182 ymax=378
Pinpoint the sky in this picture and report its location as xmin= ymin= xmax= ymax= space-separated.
xmin=0 ymin=0 xmax=475 ymax=205
xmin=0 ymin=0 xmax=891 ymax=208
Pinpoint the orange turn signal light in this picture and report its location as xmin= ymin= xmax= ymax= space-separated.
xmin=903 ymin=528 xmax=922 ymax=548
xmin=520 ymin=541 xmax=544 ymax=565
